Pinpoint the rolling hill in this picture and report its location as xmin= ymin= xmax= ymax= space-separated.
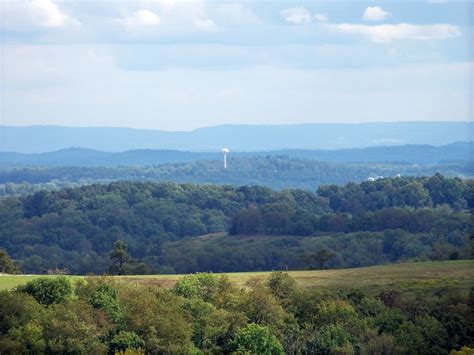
xmin=0 ymin=142 xmax=471 ymax=167
xmin=1 ymin=121 xmax=472 ymax=153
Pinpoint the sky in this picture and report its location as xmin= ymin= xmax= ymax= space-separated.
xmin=0 ymin=0 xmax=472 ymax=131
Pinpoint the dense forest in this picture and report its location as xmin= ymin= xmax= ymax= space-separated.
xmin=0 ymin=156 xmax=472 ymax=196
xmin=1 ymin=271 xmax=473 ymax=353
xmin=0 ymin=174 xmax=471 ymax=274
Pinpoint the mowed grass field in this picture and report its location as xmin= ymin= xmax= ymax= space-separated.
xmin=1 ymin=260 xmax=473 ymax=294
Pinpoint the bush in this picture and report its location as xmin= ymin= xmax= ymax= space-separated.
xmin=17 ymin=277 xmax=73 ymax=306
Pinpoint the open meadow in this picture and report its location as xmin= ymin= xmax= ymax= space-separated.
xmin=2 ymin=260 xmax=473 ymax=295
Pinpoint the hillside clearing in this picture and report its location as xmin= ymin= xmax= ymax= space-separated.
xmin=1 ymin=260 xmax=472 ymax=294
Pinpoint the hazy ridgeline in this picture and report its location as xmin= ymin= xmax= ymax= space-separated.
xmin=1 ymin=122 xmax=471 ymax=153
xmin=0 ymin=140 xmax=471 ymax=199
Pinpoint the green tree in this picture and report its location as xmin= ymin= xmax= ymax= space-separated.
xmin=110 ymin=331 xmax=145 ymax=352
xmin=232 ymin=323 xmax=284 ymax=355
xmin=43 ymin=300 xmax=108 ymax=353
xmin=173 ymin=273 xmax=225 ymax=303
xmin=17 ymin=277 xmax=73 ymax=306
xmin=110 ymin=240 xmax=130 ymax=276
xmin=307 ymin=324 xmax=353 ymax=354
xmin=8 ymin=320 xmax=46 ymax=353
xmin=0 ymin=249 xmax=19 ymax=274
xmin=303 ymin=248 xmax=335 ymax=270
xmin=89 ymin=283 xmax=123 ymax=324
xmin=119 ymin=286 xmax=194 ymax=353
xmin=266 ymin=272 xmax=297 ymax=308
xmin=184 ymin=298 xmax=230 ymax=351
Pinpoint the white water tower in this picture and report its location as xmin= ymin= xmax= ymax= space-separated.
xmin=221 ymin=148 xmax=229 ymax=169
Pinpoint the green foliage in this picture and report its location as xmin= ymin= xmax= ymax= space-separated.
xmin=0 ymin=290 xmax=44 ymax=336
xmin=119 ymin=286 xmax=194 ymax=353
xmin=266 ymin=272 xmax=297 ymax=307
xmin=43 ymin=300 xmax=108 ymax=353
xmin=314 ymin=300 xmax=357 ymax=326
xmin=8 ymin=320 xmax=46 ymax=353
xmin=110 ymin=331 xmax=145 ymax=352
xmin=173 ymin=273 xmax=225 ymax=303
xmin=450 ymin=347 xmax=474 ymax=355
xmin=0 ymin=249 xmax=19 ymax=274
xmin=17 ymin=277 xmax=73 ymax=306
xmin=110 ymin=240 xmax=131 ymax=276
xmin=89 ymin=282 xmax=123 ymax=324
xmin=0 ymin=271 xmax=473 ymax=354
xmin=239 ymin=279 xmax=288 ymax=330
xmin=231 ymin=323 xmax=284 ymax=355
xmin=307 ymin=324 xmax=353 ymax=354
xmin=184 ymin=298 xmax=230 ymax=350
xmin=0 ymin=177 xmax=471 ymax=274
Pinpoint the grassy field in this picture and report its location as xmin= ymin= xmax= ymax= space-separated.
xmin=1 ymin=260 xmax=473 ymax=294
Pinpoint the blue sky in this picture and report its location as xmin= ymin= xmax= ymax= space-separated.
xmin=0 ymin=0 xmax=472 ymax=130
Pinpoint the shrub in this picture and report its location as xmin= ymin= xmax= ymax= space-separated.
xmin=17 ymin=277 xmax=73 ymax=306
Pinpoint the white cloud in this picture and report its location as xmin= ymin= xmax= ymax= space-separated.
xmin=194 ymin=18 xmax=216 ymax=31
xmin=314 ymin=13 xmax=328 ymax=22
xmin=214 ymin=4 xmax=261 ymax=25
xmin=281 ymin=7 xmax=312 ymax=24
xmin=3 ymin=45 xmax=471 ymax=130
xmin=362 ymin=6 xmax=391 ymax=21
xmin=0 ymin=0 xmax=79 ymax=29
xmin=121 ymin=10 xmax=161 ymax=27
xmin=329 ymin=23 xmax=461 ymax=43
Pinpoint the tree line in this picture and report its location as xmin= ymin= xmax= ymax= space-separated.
xmin=0 ymin=156 xmax=471 ymax=195
xmin=0 ymin=175 xmax=471 ymax=274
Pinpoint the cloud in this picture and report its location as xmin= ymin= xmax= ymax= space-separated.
xmin=120 ymin=10 xmax=161 ymax=27
xmin=329 ymin=23 xmax=461 ymax=43
xmin=214 ymin=4 xmax=261 ymax=25
xmin=281 ymin=7 xmax=312 ymax=24
xmin=362 ymin=6 xmax=391 ymax=21
xmin=314 ymin=13 xmax=329 ymax=22
xmin=1 ymin=0 xmax=79 ymax=29
xmin=194 ymin=18 xmax=216 ymax=31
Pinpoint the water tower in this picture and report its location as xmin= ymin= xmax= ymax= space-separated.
xmin=221 ymin=148 xmax=229 ymax=169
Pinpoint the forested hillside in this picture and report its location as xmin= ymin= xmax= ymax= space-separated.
xmin=0 ymin=175 xmax=471 ymax=274
xmin=0 ymin=142 xmax=471 ymax=167
xmin=0 ymin=155 xmax=471 ymax=196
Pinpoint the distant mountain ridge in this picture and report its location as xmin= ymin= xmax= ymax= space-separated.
xmin=0 ymin=121 xmax=472 ymax=153
xmin=0 ymin=142 xmax=471 ymax=167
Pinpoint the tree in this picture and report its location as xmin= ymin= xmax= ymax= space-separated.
xmin=229 ymin=208 xmax=262 ymax=235
xmin=231 ymin=323 xmax=284 ymax=355
xmin=307 ymin=324 xmax=353 ymax=354
xmin=173 ymin=273 xmax=226 ymax=303
xmin=266 ymin=272 xmax=297 ymax=307
xmin=109 ymin=240 xmax=130 ymax=276
xmin=17 ymin=277 xmax=73 ymax=306
xmin=110 ymin=331 xmax=145 ymax=353
xmin=0 ymin=249 xmax=19 ymax=274
xmin=303 ymin=249 xmax=335 ymax=270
